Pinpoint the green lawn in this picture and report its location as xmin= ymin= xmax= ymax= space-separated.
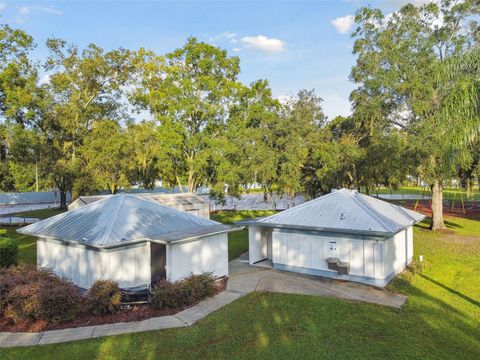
xmin=12 ymin=207 xmax=65 ymax=219
xmin=211 ymin=210 xmax=276 ymax=261
xmin=1 ymin=210 xmax=479 ymax=359
xmin=0 ymin=207 xmax=65 ymax=265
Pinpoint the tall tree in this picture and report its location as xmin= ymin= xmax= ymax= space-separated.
xmin=278 ymin=90 xmax=326 ymax=203
xmin=39 ymin=39 xmax=133 ymax=207
xmin=126 ymin=121 xmax=161 ymax=190
xmin=81 ymin=120 xmax=131 ymax=194
xmin=0 ymin=24 xmax=39 ymax=192
xmin=350 ymin=0 xmax=480 ymax=230
xmin=133 ymin=38 xmax=241 ymax=192
xmin=216 ymin=80 xmax=281 ymax=202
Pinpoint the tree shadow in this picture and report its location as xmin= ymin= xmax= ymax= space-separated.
xmin=419 ymin=274 xmax=480 ymax=308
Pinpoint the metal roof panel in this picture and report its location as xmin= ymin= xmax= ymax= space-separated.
xmin=255 ymin=189 xmax=425 ymax=234
xmin=18 ymin=194 xmax=230 ymax=247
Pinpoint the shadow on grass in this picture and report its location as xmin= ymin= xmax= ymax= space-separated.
xmin=420 ymin=274 xmax=480 ymax=308
xmin=415 ymin=218 xmax=463 ymax=231
xmin=444 ymin=220 xmax=463 ymax=229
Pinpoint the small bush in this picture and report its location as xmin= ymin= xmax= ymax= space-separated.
xmin=1 ymin=266 xmax=82 ymax=324
xmin=0 ymin=238 xmax=18 ymax=268
xmin=150 ymin=273 xmax=216 ymax=310
xmin=0 ymin=265 xmax=48 ymax=316
xmin=36 ymin=278 xmax=83 ymax=323
xmin=86 ymin=280 xmax=122 ymax=315
xmin=407 ymin=260 xmax=423 ymax=275
xmin=183 ymin=273 xmax=215 ymax=300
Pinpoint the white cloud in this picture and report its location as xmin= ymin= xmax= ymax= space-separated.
xmin=232 ymin=47 xmax=241 ymax=52
xmin=0 ymin=2 xmax=6 ymax=11
xmin=220 ymin=31 xmax=237 ymax=43
xmin=277 ymin=95 xmax=291 ymax=105
xmin=43 ymin=7 xmax=62 ymax=15
xmin=39 ymin=73 xmax=51 ymax=85
xmin=331 ymin=15 xmax=355 ymax=34
xmin=18 ymin=6 xmax=30 ymax=15
xmin=17 ymin=5 xmax=62 ymax=17
xmin=241 ymin=35 xmax=285 ymax=53
xmin=321 ymin=92 xmax=352 ymax=119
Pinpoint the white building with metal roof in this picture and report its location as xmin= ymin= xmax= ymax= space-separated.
xmin=18 ymin=194 xmax=239 ymax=289
xmin=68 ymin=192 xmax=210 ymax=218
xmin=242 ymin=189 xmax=425 ymax=287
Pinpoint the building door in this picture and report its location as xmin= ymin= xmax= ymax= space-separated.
xmin=150 ymin=243 xmax=166 ymax=284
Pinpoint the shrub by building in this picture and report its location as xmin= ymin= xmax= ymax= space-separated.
xmin=0 ymin=237 xmax=18 ymax=268
xmin=150 ymin=272 xmax=215 ymax=310
xmin=85 ymin=279 xmax=122 ymax=315
xmin=0 ymin=266 xmax=82 ymax=324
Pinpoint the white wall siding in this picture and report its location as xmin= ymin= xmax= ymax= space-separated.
xmin=349 ymin=240 xmax=364 ymax=276
xmin=249 ymin=226 xmax=267 ymax=264
xmin=383 ymin=227 xmax=410 ymax=277
xmin=167 ymin=233 xmax=228 ymax=282
xmin=37 ymin=238 xmax=150 ymax=289
xmin=105 ymin=244 xmax=150 ymax=288
xmin=272 ymin=230 xmax=387 ymax=280
xmin=406 ymin=226 xmax=413 ymax=263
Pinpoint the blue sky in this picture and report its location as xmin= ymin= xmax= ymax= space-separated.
xmin=0 ymin=0 xmax=424 ymax=119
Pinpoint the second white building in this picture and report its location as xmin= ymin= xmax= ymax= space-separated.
xmin=243 ymin=189 xmax=425 ymax=287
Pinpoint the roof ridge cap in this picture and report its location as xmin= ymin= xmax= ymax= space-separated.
xmin=352 ymin=193 xmax=396 ymax=232
xmin=390 ymin=201 xmax=419 ymax=222
xmin=100 ymin=194 xmax=126 ymax=244
xmin=259 ymin=190 xmax=340 ymax=223
xmin=129 ymin=193 xmax=221 ymax=225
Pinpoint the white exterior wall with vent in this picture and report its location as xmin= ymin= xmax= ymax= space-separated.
xmin=37 ymin=238 xmax=150 ymax=289
xmin=166 ymin=233 xmax=228 ymax=282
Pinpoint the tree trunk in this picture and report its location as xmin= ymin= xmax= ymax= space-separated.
xmin=466 ymin=177 xmax=473 ymax=199
xmin=60 ymin=191 xmax=68 ymax=210
xmin=176 ymin=175 xmax=183 ymax=193
xmin=187 ymin=168 xmax=195 ymax=193
xmin=430 ymin=180 xmax=446 ymax=231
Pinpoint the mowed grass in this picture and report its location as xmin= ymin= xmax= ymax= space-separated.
xmin=1 ymin=210 xmax=479 ymax=359
xmin=12 ymin=207 xmax=65 ymax=220
xmin=0 ymin=207 xmax=65 ymax=265
xmin=211 ymin=210 xmax=276 ymax=261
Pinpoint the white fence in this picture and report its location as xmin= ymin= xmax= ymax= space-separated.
xmin=0 ymin=191 xmax=71 ymax=205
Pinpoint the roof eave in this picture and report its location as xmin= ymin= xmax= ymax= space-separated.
xmin=239 ymin=221 xmax=394 ymax=237
xmin=24 ymin=225 xmax=244 ymax=250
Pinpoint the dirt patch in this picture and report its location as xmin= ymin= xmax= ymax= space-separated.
xmin=401 ymin=200 xmax=480 ymax=221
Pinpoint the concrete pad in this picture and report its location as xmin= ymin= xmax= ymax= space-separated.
xmin=38 ymin=326 xmax=95 ymax=345
xmin=0 ymin=332 xmax=42 ymax=347
xmin=229 ymin=259 xmax=407 ymax=309
xmin=227 ymin=270 xmax=271 ymax=294
xmin=256 ymin=274 xmax=351 ymax=300
xmin=175 ymin=291 xmax=243 ymax=325
xmin=229 ymin=259 xmax=268 ymax=276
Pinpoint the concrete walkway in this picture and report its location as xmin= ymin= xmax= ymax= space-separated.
xmin=228 ymin=258 xmax=407 ymax=308
xmin=0 ymin=258 xmax=406 ymax=348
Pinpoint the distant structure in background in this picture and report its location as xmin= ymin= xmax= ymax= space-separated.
xmin=242 ymin=189 xmax=425 ymax=287
xmin=68 ymin=192 xmax=210 ymax=218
